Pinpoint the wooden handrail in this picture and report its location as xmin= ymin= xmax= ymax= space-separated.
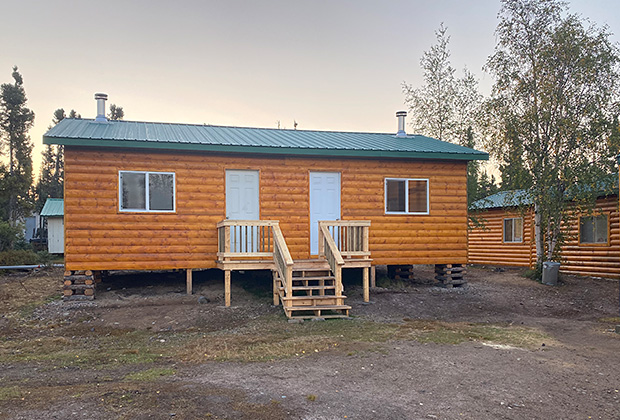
xmin=319 ymin=224 xmax=345 ymax=297
xmin=272 ymin=224 xmax=294 ymax=297
xmin=319 ymin=220 xmax=371 ymax=227
xmin=319 ymin=220 xmax=371 ymax=258
xmin=217 ymin=220 xmax=280 ymax=228
xmin=217 ymin=220 xmax=278 ymax=257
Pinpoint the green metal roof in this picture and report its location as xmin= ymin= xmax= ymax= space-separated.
xmin=470 ymin=190 xmax=533 ymax=210
xmin=43 ymin=118 xmax=488 ymax=161
xmin=40 ymin=198 xmax=64 ymax=217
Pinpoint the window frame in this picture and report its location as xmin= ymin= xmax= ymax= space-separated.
xmin=118 ymin=170 xmax=176 ymax=213
xmin=578 ymin=213 xmax=610 ymax=246
xmin=503 ymin=217 xmax=524 ymax=243
xmin=384 ymin=177 xmax=430 ymax=215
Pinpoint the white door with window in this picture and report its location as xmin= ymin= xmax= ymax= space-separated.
xmin=226 ymin=170 xmax=259 ymax=252
xmin=310 ymin=172 xmax=341 ymax=255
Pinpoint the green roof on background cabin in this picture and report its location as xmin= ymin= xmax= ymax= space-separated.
xmin=40 ymin=198 xmax=64 ymax=217
xmin=470 ymin=190 xmax=533 ymax=210
xmin=43 ymin=118 xmax=489 ymax=161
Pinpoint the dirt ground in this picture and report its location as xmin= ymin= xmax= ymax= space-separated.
xmin=1 ymin=265 xmax=619 ymax=419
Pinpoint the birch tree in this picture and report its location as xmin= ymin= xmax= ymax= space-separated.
xmin=403 ymin=24 xmax=485 ymax=203
xmin=485 ymin=0 xmax=620 ymax=265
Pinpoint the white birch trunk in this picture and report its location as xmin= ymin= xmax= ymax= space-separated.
xmin=534 ymin=202 xmax=544 ymax=265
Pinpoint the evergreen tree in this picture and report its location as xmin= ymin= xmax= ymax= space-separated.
xmin=498 ymin=122 xmax=532 ymax=190
xmin=0 ymin=66 xmax=35 ymax=224
xmin=35 ymin=108 xmax=80 ymax=211
xmin=108 ymin=104 xmax=124 ymax=120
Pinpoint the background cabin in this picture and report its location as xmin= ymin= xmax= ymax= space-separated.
xmin=468 ymin=190 xmax=620 ymax=279
xmin=44 ymin=95 xmax=488 ymax=317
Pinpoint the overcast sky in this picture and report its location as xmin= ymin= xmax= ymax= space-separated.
xmin=1 ymin=0 xmax=618 ymax=173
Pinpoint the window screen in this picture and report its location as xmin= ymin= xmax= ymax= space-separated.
xmin=149 ymin=173 xmax=175 ymax=211
xmin=120 ymin=172 xmax=146 ymax=210
xmin=386 ymin=179 xmax=406 ymax=212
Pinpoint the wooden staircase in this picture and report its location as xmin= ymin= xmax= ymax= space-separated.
xmin=217 ymin=219 xmax=370 ymax=319
xmin=275 ymin=260 xmax=351 ymax=319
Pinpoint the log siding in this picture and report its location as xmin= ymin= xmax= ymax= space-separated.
xmin=65 ymin=147 xmax=469 ymax=271
xmin=468 ymin=196 xmax=620 ymax=278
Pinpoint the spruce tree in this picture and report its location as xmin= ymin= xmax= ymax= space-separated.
xmin=0 ymin=66 xmax=35 ymax=224
xmin=35 ymin=108 xmax=80 ymax=211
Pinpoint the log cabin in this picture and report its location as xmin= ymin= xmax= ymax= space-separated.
xmin=44 ymin=94 xmax=488 ymax=318
xmin=468 ymin=189 xmax=620 ymax=279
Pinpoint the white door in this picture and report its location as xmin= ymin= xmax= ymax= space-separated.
xmin=226 ymin=170 xmax=259 ymax=252
xmin=310 ymin=172 xmax=341 ymax=255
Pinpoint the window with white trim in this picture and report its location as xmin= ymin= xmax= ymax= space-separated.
xmin=503 ymin=217 xmax=523 ymax=243
xmin=579 ymin=214 xmax=608 ymax=244
xmin=385 ymin=178 xmax=429 ymax=214
xmin=119 ymin=171 xmax=175 ymax=212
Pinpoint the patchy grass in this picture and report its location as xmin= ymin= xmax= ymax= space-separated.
xmin=124 ymin=367 xmax=176 ymax=382
xmin=599 ymin=317 xmax=620 ymax=324
xmin=0 ymin=329 xmax=182 ymax=367
xmin=398 ymin=319 xmax=550 ymax=349
xmin=0 ymin=267 xmax=63 ymax=315
xmin=177 ymin=315 xmax=399 ymax=363
xmin=0 ymin=386 xmax=22 ymax=401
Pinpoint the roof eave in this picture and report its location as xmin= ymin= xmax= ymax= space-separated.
xmin=43 ymin=136 xmax=489 ymax=161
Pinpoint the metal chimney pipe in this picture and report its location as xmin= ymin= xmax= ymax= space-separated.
xmin=94 ymin=93 xmax=108 ymax=122
xmin=396 ymin=111 xmax=407 ymax=137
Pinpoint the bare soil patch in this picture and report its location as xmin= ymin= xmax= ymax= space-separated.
xmin=0 ymin=265 xmax=619 ymax=419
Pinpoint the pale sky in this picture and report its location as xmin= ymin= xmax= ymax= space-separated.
xmin=1 ymin=0 xmax=618 ymax=176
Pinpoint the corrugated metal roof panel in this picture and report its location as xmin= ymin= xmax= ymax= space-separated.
xmin=40 ymin=198 xmax=64 ymax=217
xmin=470 ymin=190 xmax=533 ymax=210
xmin=43 ymin=118 xmax=489 ymax=160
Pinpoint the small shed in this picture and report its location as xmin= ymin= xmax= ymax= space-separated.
xmin=40 ymin=198 xmax=64 ymax=254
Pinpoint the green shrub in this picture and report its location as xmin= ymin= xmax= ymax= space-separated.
xmin=0 ymin=250 xmax=40 ymax=266
xmin=524 ymin=263 xmax=542 ymax=281
xmin=0 ymin=221 xmax=23 ymax=252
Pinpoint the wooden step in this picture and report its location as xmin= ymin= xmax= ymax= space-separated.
xmin=289 ymin=314 xmax=351 ymax=320
xmin=280 ymin=295 xmax=347 ymax=301
xmin=284 ymin=304 xmax=351 ymax=312
xmin=292 ymin=276 xmax=334 ymax=281
xmin=279 ymin=285 xmax=336 ymax=291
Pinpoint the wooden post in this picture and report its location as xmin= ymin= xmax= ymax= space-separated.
xmin=224 ymin=225 xmax=231 ymax=255
xmin=363 ymin=267 xmax=369 ymax=303
xmin=186 ymin=269 xmax=193 ymax=295
xmin=335 ymin=266 xmax=343 ymax=297
xmin=224 ymin=270 xmax=231 ymax=307
xmin=318 ymin=223 xmax=324 ymax=257
xmin=370 ymin=265 xmax=376 ymax=288
xmin=272 ymin=270 xmax=279 ymax=306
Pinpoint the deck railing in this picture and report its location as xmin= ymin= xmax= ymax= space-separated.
xmin=271 ymin=224 xmax=294 ymax=297
xmin=319 ymin=224 xmax=345 ymax=297
xmin=217 ymin=220 xmax=279 ymax=258
xmin=318 ymin=220 xmax=371 ymax=258
xmin=217 ymin=219 xmax=293 ymax=297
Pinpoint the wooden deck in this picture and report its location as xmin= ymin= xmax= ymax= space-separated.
xmin=214 ymin=219 xmax=372 ymax=318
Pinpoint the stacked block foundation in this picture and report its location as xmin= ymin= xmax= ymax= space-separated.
xmin=63 ymin=270 xmax=101 ymax=301
xmin=388 ymin=265 xmax=415 ymax=281
xmin=434 ymin=264 xmax=466 ymax=288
